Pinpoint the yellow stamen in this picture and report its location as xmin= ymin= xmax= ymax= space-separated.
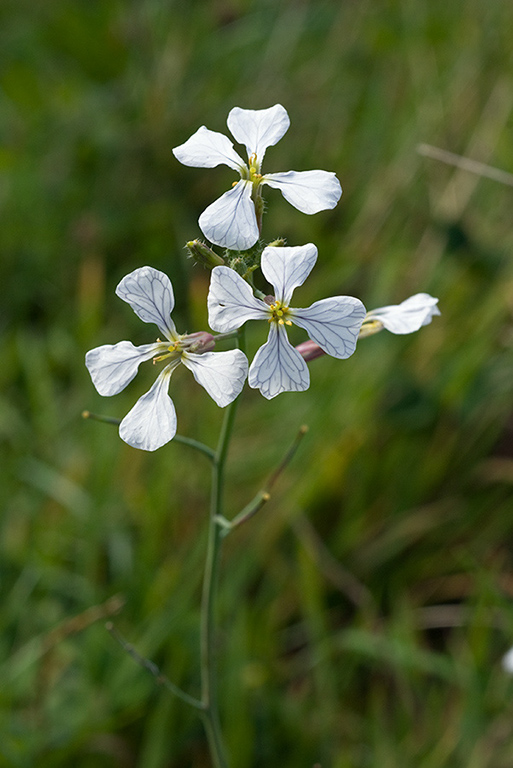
xmin=268 ymin=300 xmax=292 ymax=325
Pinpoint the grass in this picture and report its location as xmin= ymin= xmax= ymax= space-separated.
xmin=3 ymin=0 xmax=513 ymax=765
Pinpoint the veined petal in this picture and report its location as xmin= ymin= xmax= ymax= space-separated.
xmin=263 ymin=170 xmax=342 ymax=214
xmin=172 ymin=126 xmax=245 ymax=171
xmin=292 ymin=296 xmax=366 ymax=359
xmin=367 ymin=293 xmax=440 ymax=334
xmin=248 ymin=323 xmax=310 ymax=399
xmin=116 ymin=267 xmax=177 ymax=339
xmin=208 ymin=266 xmax=268 ymax=332
xmin=261 ymin=243 xmax=317 ymax=305
xmin=227 ymin=104 xmax=290 ymax=165
xmin=85 ymin=341 xmax=162 ymax=396
xmin=119 ymin=366 xmax=178 ymax=451
xmin=181 ymin=349 xmax=248 ymax=407
xmin=199 ymin=180 xmax=259 ymax=251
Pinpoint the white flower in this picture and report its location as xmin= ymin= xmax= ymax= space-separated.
xmin=85 ymin=267 xmax=248 ymax=451
xmin=207 ymin=244 xmax=365 ymax=399
xmin=172 ymin=105 xmax=342 ymax=251
xmin=502 ymin=647 xmax=513 ymax=674
xmin=364 ymin=293 xmax=440 ymax=335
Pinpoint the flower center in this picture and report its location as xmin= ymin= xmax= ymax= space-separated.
xmin=235 ymin=153 xmax=263 ymax=187
xmin=268 ymin=300 xmax=292 ymax=326
xmin=248 ymin=153 xmax=262 ymax=182
xmin=152 ymin=339 xmax=182 ymax=364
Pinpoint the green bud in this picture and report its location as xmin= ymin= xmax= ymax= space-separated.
xmin=266 ymin=238 xmax=286 ymax=248
xmin=186 ymin=240 xmax=225 ymax=269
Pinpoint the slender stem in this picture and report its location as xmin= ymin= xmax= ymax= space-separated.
xmin=227 ymin=424 xmax=309 ymax=533
xmin=200 ymin=327 xmax=246 ymax=768
xmin=106 ymin=623 xmax=204 ymax=710
xmin=172 ymin=434 xmax=216 ymax=461
xmin=83 ymin=411 xmax=215 ymax=460
xmin=252 ymin=184 xmax=264 ymax=237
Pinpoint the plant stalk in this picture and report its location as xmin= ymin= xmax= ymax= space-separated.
xmin=199 ymin=327 xmax=245 ymax=767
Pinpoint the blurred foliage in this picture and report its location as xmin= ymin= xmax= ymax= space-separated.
xmin=3 ymin=0 xmax=513 ymax=765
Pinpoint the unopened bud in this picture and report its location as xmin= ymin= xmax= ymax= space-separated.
xmin=186 ymin=240 xmax=225 ymax=269
xmin=295 ymin=340 xmax=326 ymax=362
xmin=185 ymin=331 xmax=216 ymax=353
xmin=267 ymin=238 xmax=286 ymax=247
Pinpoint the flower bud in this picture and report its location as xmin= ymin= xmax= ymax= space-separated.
xmin=184 ymin=331 xmax=216 ymax=353
xmin=186 ymin=240 xmax=225 ymax=269
xmin=295 ymin=340 xmax=326 ymax=362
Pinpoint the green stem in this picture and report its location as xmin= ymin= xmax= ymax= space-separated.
xmin=200 ymin=327 xmax=245 ymax=768
xmin=172 ymin=434 xmax=215 ymax=461
xmin=83 ymin=412 xmax=215 ymax=461
xmin=106 ymin=622 xmax=204 ymax=710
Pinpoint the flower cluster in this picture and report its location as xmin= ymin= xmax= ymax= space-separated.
xmin=86 ymin=105 xmax=439 ymax=450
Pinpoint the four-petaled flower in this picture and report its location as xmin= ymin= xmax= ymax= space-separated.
xmin=173 ymin=105 xmax=342 ymax=252
xmin=207 ymin=244 xmax=366 ymax=399
xmin=85 ymin=267 xmax=248 ymax=451
xmin=362 ymin=293 xmax=440 ymax=336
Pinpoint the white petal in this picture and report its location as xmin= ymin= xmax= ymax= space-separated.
xmin=207 ymin=266 xmax=268 ymax=332
xmin=263 ymin=170 xmax=342 ymax=213
xmin=368 ymin=293 xmax=440 ymax=334
xmin=172 ymin=126 xmax=245 ymax=171
xmin=181 ymin=349 xmax=248 ymax=407
xmin=248 ymin=323 xmax=309 ymax=399
xmin=227 ymin=104 xmax=290 ymax=165
xmin=85 ymin=341 xmax=162 ymax=396
xmin=260 ymin=243 xmax=317 ymax=305
xmin=199 ymin=180 xmax=259 ymax=251
xmin=502 ymin=647 xmax=513 ymax=674
xmin=116 ymin=267 xmax=177 ymax=339
xmin=292 ymin=296 xmax=366 ymax=359
xmin=119 ymin=367 xmax=178 ymax=451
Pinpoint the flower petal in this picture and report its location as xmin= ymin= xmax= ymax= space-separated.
xmin=227 ymin=104 xmax=290 ymax=165
xmin=263 ymin=170 xmax=342 ymax=213
xmin=181 ymin=349 xmax=248 ymax=407
xmin=260 ymin=243 xmax=317 ymax=304
xmin=207 ymin=266 xmax=268 ymax=332
xmin=85 ymin=341 xmax=162 ymax=396
xmin=248 ymin=323 xmax=310 ymax=399
xmin=116 ymin=267 xmax=177 ymax=339
xmin=292 ymin=296 xmax=366 ymax=358
xmin=367 ymin=293 xmax=440 ymax=334
xmin=119 ymin=367 xmax=178 ymax=451
xmin=199 ymin=180 xmax=258 ymax=251
xmin=172 ymin=126 xmax=245 ymax=171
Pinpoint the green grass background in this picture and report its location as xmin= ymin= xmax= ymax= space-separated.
xmin=3 ymin=0 xmax=513 ymax=765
